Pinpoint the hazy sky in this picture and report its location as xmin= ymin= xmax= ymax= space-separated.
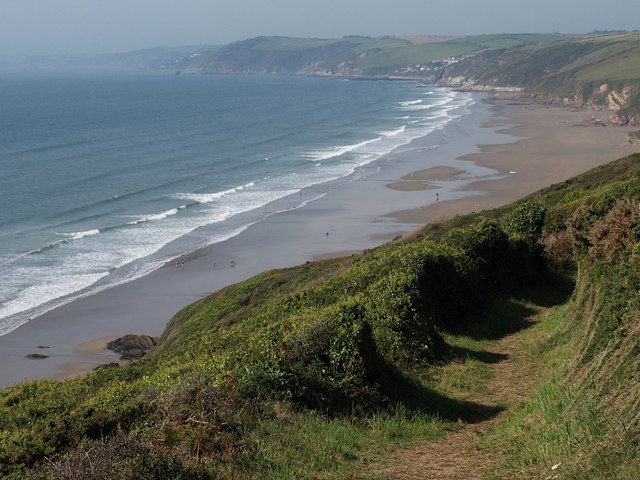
xmin=2 ymin=0 xmax=639 ymax=55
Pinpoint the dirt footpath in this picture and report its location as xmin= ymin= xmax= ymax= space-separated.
xmin=369 ymin=308 xmax=545 ymax=480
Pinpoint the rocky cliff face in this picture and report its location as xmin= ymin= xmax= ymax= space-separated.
xmin=436 ymin=74 xmax=523 ymax=92
xmin=533 ymin=83 xmax=639 ymax=126
xmin=431 ymin=38 xmax=640 ymax=120
xmin=606 ymin=85 xmax=632 ymax=109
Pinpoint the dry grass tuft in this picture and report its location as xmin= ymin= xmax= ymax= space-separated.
xmin=542 ymin=229 xmax=574 ymax=272
xmin=588 ymin=198 xmax=638 ymax=262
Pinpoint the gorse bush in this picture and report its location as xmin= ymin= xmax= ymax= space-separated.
xmin=588 ymin=197 xmax=639 ymax=261
xmin=542 ymin=229 xmax=574 ymax=272
xmin=502 ymin=201 xmax=547 ymax=243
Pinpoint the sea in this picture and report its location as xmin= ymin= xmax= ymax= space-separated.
xmin=0 ymin=70 xmax=474 ymax=336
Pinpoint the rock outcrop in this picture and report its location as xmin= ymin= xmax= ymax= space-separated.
xmin=26 ymin=353 xmax=49 ymax=360
xmin=106 ymin=334 xmax=158 ymax=360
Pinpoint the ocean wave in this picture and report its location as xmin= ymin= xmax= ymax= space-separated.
xmin=1 ymin=83 xmax=477 ymax=337
xmin=0 ymin=271 xmax=109 ymax=336
xmin=66 ymin=229 xmax=100 ymax=240
xmin=404 ymin=93 xmax=457 ymax=110
xmin=27 ymin=207 xmax=185 ymax=257
xmin=401 ymin=98 xmax=454 ymax=111
xmin=379 ymin=125 xmax=406 ymax=137
xmin=399 ymin=99 xmax=423 ymax=106
xmin=27 ymin=228 xmax=104 ymax=256
xmin=27 ymin=239 xmax=67 ymax=255
xmin=308 ymin=137 xmax=382 ymax=162
xmin=128 ymin=207 xmax=181 ymax=225
xmin=175 ymin=181 xmax=257 ymax=204
xmin=27 ymin=229 xmax=104 ymax=256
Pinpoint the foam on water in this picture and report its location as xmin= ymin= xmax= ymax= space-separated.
xmin=174 ymin=181 xmax=258 ymax=204
xmin=307 ymin=137 xmax=384 ymax=162
xmin=0 ymin=271 xmax=109 ymax=335
xmin=66 ymin=229 xmax=101 ymax=240
xmin=129 ymin=208 xmax=180 ymax=225
xmin=379 ymin=125 xmax=407 ymax=137
xmin=399 ymin=99 xmax=423 ymax=106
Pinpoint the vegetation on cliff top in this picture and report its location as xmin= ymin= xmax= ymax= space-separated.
xmin=166 ymin=33 xmax=565 ymax=76
xmin=1 ymin=154 xmax=639 ymax=478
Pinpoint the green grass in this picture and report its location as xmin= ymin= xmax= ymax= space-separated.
xmin=252 ymin=37 xmax=340 ymax=51
xmin=566 ymin=40 xmax=640 ymax=82
xmin=356 ymin=42 xmax=479 ymax=69
xmin=240 ymin=406 xmax=446 ymax=479
xmin=486 ymin=303 xmax=640 ymax=480
xmin=478 ymin=160 xmax=640 ymax=478
xmin=222 ymin=33 xmax=570 ymax=73
xmin=445 ymin=33 xmax=565 ymax=49
xmin=433 ymin=31 xmax=640 ymax=109
xmin=241 ymin=285 xmax=578 ymax=480
xmin=356 ymin=33 xmax=565 ymax=70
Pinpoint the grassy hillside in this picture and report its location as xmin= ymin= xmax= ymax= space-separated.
xmin=442 ymin=33 xmax=640 ymax=116
xmin=1 ymin=154 xmax=639 ymax=478
xmin=168 ymin=34 xmax=564 ymax=76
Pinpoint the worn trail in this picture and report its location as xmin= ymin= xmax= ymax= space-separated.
xmin=370 ymin=309 xmax=545 ymax=480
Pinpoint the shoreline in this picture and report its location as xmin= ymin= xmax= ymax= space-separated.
xmin=388 ymin=96 xmax=640 ymax=224
xmin=1 ymin=93 xmax=638 ymax=389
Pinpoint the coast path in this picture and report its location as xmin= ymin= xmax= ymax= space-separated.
xmin=369 ymin=306 xmax=549 ymax=479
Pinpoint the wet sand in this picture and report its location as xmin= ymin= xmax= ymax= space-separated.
xmin=390 ymin=96 xmax=640 ymax=224
xmin=402 ymin=166 xmax=465 ymax=181
xmin=54 ymin=337 xmax=122 ymax=380
xmin=2 ymin=93 xmax=638 ymax=389
xmin=387 ymin=166 xmax=465 ymax=191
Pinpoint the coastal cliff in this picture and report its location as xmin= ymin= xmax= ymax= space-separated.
xmin=432 ymin=33 xmax=640 ymax=119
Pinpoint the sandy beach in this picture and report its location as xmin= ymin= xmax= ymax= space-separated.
xmin=1 ymin=93 xmax=638 ymax=389
xmin=390 ymin=96 xmax=640 ymax=223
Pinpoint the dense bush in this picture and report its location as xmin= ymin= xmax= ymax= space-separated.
xmin=588 ymin=197 xmax=639 ymax=261
xmin=502 ymin=201 xmax=547 ymax=243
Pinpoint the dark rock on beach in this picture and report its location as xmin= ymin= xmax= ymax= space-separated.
xmin=26 ymin=353 xmax=49 ymax=360
xmin=106 ymin=334 xmax=159 ymax=360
